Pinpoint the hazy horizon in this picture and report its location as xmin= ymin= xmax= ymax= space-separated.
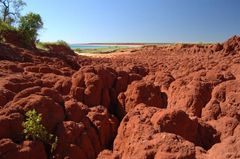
xmin=24 ymin=0 xmax=240 ymax=43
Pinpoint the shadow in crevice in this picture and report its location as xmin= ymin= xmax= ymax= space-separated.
xmin=196 ymin=123 xmax=220 ymax=150
xmin=160 ymin=92 xmax=168 ymax=109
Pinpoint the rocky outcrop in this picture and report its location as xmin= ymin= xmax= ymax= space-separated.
xmin=1 ymin=36 xmax=240 ymax=159
xmin=70 ymin=65 xmax=146 ymax=114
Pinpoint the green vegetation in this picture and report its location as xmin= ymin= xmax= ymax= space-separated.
xmin=0 ymin=20 xmax=16 ymax=41
xmin=73 ymin=48 xmax=82 ymax=52
xmin=36 ymin=40 xmax=70 ymax=50
xmin=74 ymin=46 xmax=128 ymax=54
xmin=0 ymin=0 xmax=43 ymax=48
xmin=53 ymin=40 xmax=70 ymax=48
xmin=22 ymin=109 xmax=58 ymax=153
xmin=0 ymin=21 xmax=16 ymax=31
xmin=18 ymin=12 xmax=43 ymax=46
xmin=196 ymin=41 xmax=216 ymax=45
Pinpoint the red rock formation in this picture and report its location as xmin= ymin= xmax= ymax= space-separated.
xmin=0 ymin=35 xmax=240 ymax=159
xmin=54 ymin=106 xmax=118 ymax=159
xmin=117 ymin=80 xmax=167 ymax=118
xmin=54 ymin=121 xmax=99 ymax=159
xmin=87 ymin=106 xmax=119 ymax=148
xmin=101 ymin=105 xmax=197 ymax=159
xmin=70 ymin=65 xmax=145 ymax=113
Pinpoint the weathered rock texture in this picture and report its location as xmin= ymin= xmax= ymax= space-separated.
xmin=0 ymin=36 xmax=240 ymax=159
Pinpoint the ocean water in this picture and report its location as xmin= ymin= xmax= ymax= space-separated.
xmin=70 ymin=44 xmax=114 ymax=50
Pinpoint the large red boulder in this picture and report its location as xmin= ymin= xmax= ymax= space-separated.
xmin=144 ymin=71 xmax=175 ymax=90
xmin=168 ymin=79 xmax=212 ymax=117
xmin=150 ymin=109 xmax=198 ymax=143
xmin=70 ymin=66 xmax=116 ymax=108
xmin=117 ymin=80 xmax=167 ymax=117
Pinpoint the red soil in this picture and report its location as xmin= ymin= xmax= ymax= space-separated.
xmin=0 ymin=36 xmax=240 ymax=159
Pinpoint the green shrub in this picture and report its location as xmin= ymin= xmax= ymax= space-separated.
xmin=73 ymin=48 xmax=82 ymax=52
xmin=0 ymin=21 xmax=16 ymax=31
xmin=36 ymin=40 xmax=70 ymax=50
xmin=0 ymin=21 xmax=16 ymax=42
xmin=18 ymin=12 xmax=43 ymax=48
xmin=22 ymin=109 xmax=58 ymax=153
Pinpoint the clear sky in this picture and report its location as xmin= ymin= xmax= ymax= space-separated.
xmin=23 ymin=0 xmax=240 ymax=43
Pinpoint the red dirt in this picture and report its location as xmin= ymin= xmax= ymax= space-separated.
xmin=0 ymin=36 xmax=240 ymax=159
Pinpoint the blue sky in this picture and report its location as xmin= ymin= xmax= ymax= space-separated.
xmin=23 ymin=0 xmax=240 ymax=43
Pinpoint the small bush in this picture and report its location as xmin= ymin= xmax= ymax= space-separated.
xmin=18 ymin=12 xmax=43 ymax=48
xmin=22 ymin=109 xmax=58 ymax=153
xmin=73 ymin=48 xmax=82 ymax=52
xmin=0 ymin=21 xmax=16 ymax=42
xmin=0 ymin=21 xmax=16 ymax=31
xmin=36 ymin=40 xmax=70 ymax=50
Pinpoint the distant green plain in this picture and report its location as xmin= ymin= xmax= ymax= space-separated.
xmin=74 ymin=46 xmax=130 ymax=54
